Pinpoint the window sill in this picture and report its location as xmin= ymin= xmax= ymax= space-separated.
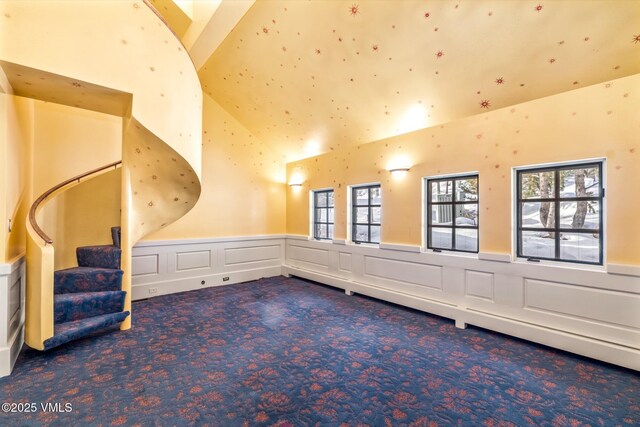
xmin=422 ymin=249 xmax=479 ymax=260
xmin=379 ymin=243 xmax=421 ymax=253
xmin=347 ymin=241 xmax=380 ymax=248
xmin=308 ymin=237 xmax=334 ymax=244
xmin=513 ymin=257 xmax=606 ymax=272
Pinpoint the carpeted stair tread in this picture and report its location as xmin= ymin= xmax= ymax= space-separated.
xmin=111 ymin=226 xmax=121 ymax=248
xmin=77 ymin=245 xmax=121 ymax=269
xmin=54 ymin=291 xmax=126 ymax=324
xmin=43 ymin=311 xmax=130 ymax=351
xmin=54 ymin=267 xmax=123 ymax=294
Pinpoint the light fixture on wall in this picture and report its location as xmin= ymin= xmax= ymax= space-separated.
xmin=387 ymin=155 xmax=412 ymax=176
xmin=288 ymin=170 xmax=305 ymax=187
xmin=388 ymin=167 xmax=411 ymax=174
xmin=288 ymin=170 xmax=305 ymax=188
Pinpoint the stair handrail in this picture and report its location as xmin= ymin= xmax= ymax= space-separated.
xmin=28 ymin=160 xmax=122 ymax=245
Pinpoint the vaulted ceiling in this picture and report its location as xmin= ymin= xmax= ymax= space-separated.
xmin=198 ymin=0 xmax=640 ymax=162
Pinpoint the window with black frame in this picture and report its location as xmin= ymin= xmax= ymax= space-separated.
xmin=352 ymin=184 xmax=381 ymax=244
xmin=313 ymin=189 xmax=334 ymax=240
xmin=517 ymin=162 xmax=603 ymax=265
xmin=427 ymin=175 xmax=479 ymax=253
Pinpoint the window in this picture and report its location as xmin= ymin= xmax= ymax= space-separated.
xmin=426 ymin=175 xmax=479 ymax=253
xmin=351 ymin=184 xmax=381 ymax=244
xmin=517 ymin=162 xmax=603 ymax=265
xmin=313 ymin=189 xmax=334 ymax=240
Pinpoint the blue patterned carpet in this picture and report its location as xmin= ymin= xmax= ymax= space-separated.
xmin=1 ymin=276 xmax=638 ymax=426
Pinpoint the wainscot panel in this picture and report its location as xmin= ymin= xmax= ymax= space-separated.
xmin=287 ymin=243 xmax=331 ymax=271
xmin=176 ymin=250 xmax=211 ymax=271
xmin=465 ymin=270 xmax=495 ymax=301
xmin=132 ymin=236 xmax=285 ymax=301
xmin=225 ymin=245 xmax=280 ymax=266
xmin=0 ymin=256 xmax=26 ymax=378
xmin=132 ymin=254 xmax=159 ymax=277
xmin=339 ymin=252 xmax=352 ymax=272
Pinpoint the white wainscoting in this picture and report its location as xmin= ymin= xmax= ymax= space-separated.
xmin=283 ymin=236 xmax=640 ymax=370
xmin=0 ymin=256 xmax=25 ymax=378
xmin=131 ymin=236 xmax=285 ymax=301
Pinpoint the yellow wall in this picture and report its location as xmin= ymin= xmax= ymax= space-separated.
xmin=1 ymin=0 xmax=204 ymax=252
xmin=44 ymin=170 xmax=121 ymax=270
xmin=0 ymin=80 xmax=122 ymax=268
xmin=0 ymin=91 xmax=123 ymax=267
xmin=145 ymin=94 xmax=286 ymax=240
xmin=32 ymin=102 xmax=122 ymax=197
xmin=1 ymin=94 xmax=34 ymax=263
xmin=2 ymin=0 xmax=203 ymax=336
xmin=32 ymin=101 xmax=121 ymax=268
xmin=287 ymin=74 xmax=640 ymax=266
xmin=0 ymin=93 xmax=33 ymax=262
xmin=0 ymin=0 xmax=202 ymax=175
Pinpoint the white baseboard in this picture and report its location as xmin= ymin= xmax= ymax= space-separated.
xmin=0 ymin=256 xmax=25 ymax=378
xmin=132 ymin=266 xmax=283 ymax=300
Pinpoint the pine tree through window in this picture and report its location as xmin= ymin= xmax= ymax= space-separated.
xmin=517 ymin=162 xmax=603 ymax=265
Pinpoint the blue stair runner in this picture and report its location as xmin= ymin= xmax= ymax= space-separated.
xmin=44 ymin=227 xmax=129 ymax=350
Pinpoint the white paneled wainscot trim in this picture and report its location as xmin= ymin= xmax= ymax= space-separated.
xmin=283 ymin=235 xmax=640 ymax=370
xmin=0 ymin=256 xmax=25 ymax=378
xmin=131 ymin=236 xmax=285 ymax=301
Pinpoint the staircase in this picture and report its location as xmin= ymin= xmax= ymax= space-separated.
xmin=42 ymin=227 xmax=129 ymax=350
xmin=15 ymin=1 xmax=203 ymax=363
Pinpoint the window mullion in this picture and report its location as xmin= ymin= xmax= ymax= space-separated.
xmin=451 ymin=201 xmax=457 ymax=250
xmin=599 ymin=165 xmax=604 ymax=265
xmin=451 ymin=178 xmax=456 ymax=250
xmin=554 ymin=170 xmax=560 ymax=259
xmin=367 ymin=187 xmax=371 ymax=242
xmin=517 ymin=171 xmax=522 ymax=257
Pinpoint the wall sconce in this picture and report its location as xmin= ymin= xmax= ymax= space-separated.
xmin=388 ymin=167 xmax=410 ymax=174
xmin=288 ymin=170 xmax=304 ymax=188
xmin=387 ymin=155 xmax=412 ymax=176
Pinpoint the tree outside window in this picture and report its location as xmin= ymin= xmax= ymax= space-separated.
xmin=517 ymin=162 xmax=603 ymax=265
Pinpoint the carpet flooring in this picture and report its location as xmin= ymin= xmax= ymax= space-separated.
xmin=1 ymin=276 xmax=638 ymax=426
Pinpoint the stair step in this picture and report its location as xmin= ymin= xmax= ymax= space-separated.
xmin=54 ymin=291 xmax=126 ymax=324
xmin=54 ymin=267 xmax=123 ymax=294
xmin=111 ymin=226 xmax=121 ymax=248
xmin=77 ymin=245 xmax=121 ymax=269
xmin=43 ymin=311 xmax=130 ymax=351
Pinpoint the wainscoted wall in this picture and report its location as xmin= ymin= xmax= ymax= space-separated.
xmin=283 ymin=235 xmax=640 ymax=371
xmin=131 ymin=234 xmax=639 ymax=370
xmin=131 ymin=236 xmax=285 ymax=300
xmin=0 ymin=257 xmax=25 ymax=377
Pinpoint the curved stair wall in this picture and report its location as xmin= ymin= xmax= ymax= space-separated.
xmin=1 ymin=0 xmax=203 ymax=349
xmin=24 ymin=226 xmax=54 ymax=351
xmin=25 ymin=163 xmax=123 ymax=350
xmin=0 ymin=1 xmax=202 ymax=169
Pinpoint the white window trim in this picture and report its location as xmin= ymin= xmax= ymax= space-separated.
xmin=347 ymin=182 xmax=381 ymax=246
xmin=422 ymin=171 xmax=480 ymax=254
xmin=511 ymin=157 xmax=606 ymax=268
xmin=309 ymin=187 xmax=335 ymax=241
